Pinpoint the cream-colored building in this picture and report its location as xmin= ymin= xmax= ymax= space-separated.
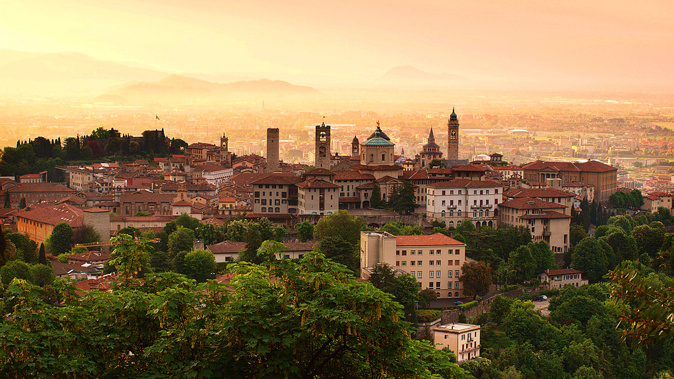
xmin=503 ymin=187 xmax=576 ymax=216
xmin=537 ymin=268 xmax=588 ymax=289
xmin=360 ymin=231 xmax=467 ymax=298
xmin=297 ymin=179 xmax=340 ymax=215
xmin=642 ymin=192 xmax=672 ymax=213
xmin=426 ymin=179 xmax=503 ymax=228
xmin=432 ymin=323 xmax=481 ymax=363
xmin=499 ymin=197 xmax=571 ymax=253
xmin=251 ymin=174 xmax=302 ymax=215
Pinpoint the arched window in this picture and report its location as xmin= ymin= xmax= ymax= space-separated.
xmin=449 ymin=210 xmax=454 ymax=217
xmin=441 ymin=210 xmax=445 ymax=217
xmin=448 ymin=221 xmax=454 ymax=228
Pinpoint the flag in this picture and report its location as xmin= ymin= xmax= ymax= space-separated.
xmin=156 ymin=115 xmax=160 ymax=120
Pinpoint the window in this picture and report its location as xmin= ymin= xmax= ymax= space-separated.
xmin=429 ymin=261 xmax=434 ymax=266
xmin=436 ymin=260 xmax=441 ymax=265
xmin=430 ymin=250 xmax=434 ymax=255
xmin=448 ymin=260 xmax=453 ymax=265
xmin=275 ymin=207 xmax=280 ymax=212
xmin=455 ymin=260 xmax=460 ymax=265
xmin=411 ymin=261 xmax=415 ymax=266
xmin=436 ymin=270 xmax=441 ymax=278
xmin=261 ymin=199 xmax=267 ymax=205
xmin=429 ymin=282 xmax=434 ymax=288
xmin=418 ymin=261 xmax=422 ymax=266
xmin=418 ymin=250 xmax=423 ymax=255
xmin=402 ymin=250 xmax=407 ymax=256
xmin=411 ymin=250 xmax=416 ymax=255
xmin=261 ymin=207 xmax=266 ymax=212
xmin=396 ymin=261 xmax=399 ymax=266
xmin=448 ymin=270 xmax=453 ymax=278
xmin=417 ymin=272 xmax=422 ymax=279
xmin=402 ymin=261 xmax=407 ymax=266
xmin=411 ymin=271 xmax=415 ymax=277
xmin=396 ymin=250 xmax=400 ymax=255
xmin=436 ymin=282 xmax=441 ymax=288
xmin=455 ymin=270 xmax=460 ymax=277
xmin=429 ymin=271 xmax=434 ymax=278
xmin=455 ymin=282 xmax=460 ymax=289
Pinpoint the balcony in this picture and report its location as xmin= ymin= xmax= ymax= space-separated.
xmin=542 ymin=227 xmax=551 ymax=236
xmin=446 ymin=204 xmax=457 ymax=209
xmin=470 ymin=204 xmax=492 ymax=209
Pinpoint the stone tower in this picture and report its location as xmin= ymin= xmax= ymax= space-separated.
xmin=447 ymin=108 xmax=459 ymax=160
xmin=351 ymin=135 xmax=360 ymax=157
xmin=315 ymin=122 xmax=331 ymax=169
xmin=266 ymin=128 xmax=280 ymax=173
xmin=220 ymin=133 xmax=232 ymax=167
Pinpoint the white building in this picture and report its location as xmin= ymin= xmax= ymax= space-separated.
xmin=426 ymin=179 xmax=503 ymax=228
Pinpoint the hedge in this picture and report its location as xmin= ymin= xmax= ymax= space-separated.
xmin=416 ymin=309 xmax=442 ymax=323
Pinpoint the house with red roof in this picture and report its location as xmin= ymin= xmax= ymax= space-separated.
xmin=537 ymin=268 xmax=588 ymax=289
xmin=499 ymin=197 xmax=571 ymax=253
xmin=426 ymin=179 xmax=503 ymax=228
xmin=360 ymin=231 xmax=467 ymax=299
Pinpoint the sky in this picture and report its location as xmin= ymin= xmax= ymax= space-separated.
xmin=1 ymin=0 xmax=673 ymax=89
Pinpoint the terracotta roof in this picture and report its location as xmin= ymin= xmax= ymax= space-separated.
xmin=499 ymin=197 xmax=566 ymax=210
xmin=120 ymin=192 xmax=176 ymax=204
xmin=429 ymin=179 xmax=501 ymax=188
xmin=7 ymin=182 xmax=75 ymax=194
xmin=194 ymin=163 xmax=230 ymax=173
xmin=68 ymin=251 xmax=111 ymax=263
xmin=296 ymin=178 xmax=340 ymax=189
xmin=219 ymin=196 xmax=236 ymax=202
xmin=505 ymin=188 xmax=575 ymax=198
xmin=544 ymin=268 xmax=583 ymax=276
xmin=451 ymin=164 xmax=488 ymax=172
xmin=396 ymin=233 xmax=464 ymax=246
xmin=172 ymin=200 xmax=192 ymax=206
xmin=303 ymin=168 xmax=336 ymax=176
xmin=73 ymin=273 xmax=122 ymax=293
xmin=333 ymin=171 xmax=375 ymax=181
xmin=520 ymin=211 xmax=571 ymax=220
xmin=283 ymin=241 xmax=316 ymax=252
xmin=16 ymin=203 xmax=84 ymax=227
xmin=356 ymin=183 xmax=374 ymax=190
xmin=522 ymin=160 xmax=581 ymax=172
xmin=207 ymin=241 xmax=247 ymax=254
xmin=408 ymin=169 xmax=429 ymax=180
xmin=574 ymin=160 xmax=617 ymax=173
xmin=351 ymin=164 xmax=403 ymax=172
xmin=376 ymin=176 xmax=401 ymax=183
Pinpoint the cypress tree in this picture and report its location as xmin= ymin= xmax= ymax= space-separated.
xmin=38 ymin=243 xmax=47 ymax=265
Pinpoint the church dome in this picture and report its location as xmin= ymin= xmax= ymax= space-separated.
xmin=450 ymin=108 xmax=458 ymax=120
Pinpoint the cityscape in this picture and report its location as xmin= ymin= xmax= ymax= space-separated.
xmin=0 ymin=1 xmax=673 ymax=378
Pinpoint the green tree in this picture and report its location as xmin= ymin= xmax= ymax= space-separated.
xmin=314 ymin=210 xmax=365 ymax=247
xmin=295 ymin=221 xmax=314 ymax=242
xmin=570 ymin=224 xmax=587 ymax=246
xmin=38 ymin=243 xmax=47 ymax=265
xmin=632 ymin=224 xmax=665 ymax=257
xmin=603 ymin=231 xmax=638 ymax=262
xmin=109 ymin=234 xmax=152 ymax=282
xmin=371 ymin=183 xmax=382 ymax=208
xmin=182 ymin=249 xmax=217 ymax=282
xmin=388 ymin=181 xmax=418 ymax=215
xmin=274 ymin=226 xmax=286 ymax=242
xmin=3 ymin=191 xmax=9 ymax=208
xmin=239 ymin=224 xmax=263 ymax=263
xmin=0 ymin=259 xmax=33 ymax=285
xmin=459 ymin=261 xmax=493 ymax=299
xmin=315 ymin=235 xmax=358 ymax=272
xmin=168 ymin=227 xmax=194 ymax=256
xmin=49 ymin=223 xmax=73 ymax=256
xmin=571 ymin=237 xmax=614 ymax=283
xmin=507 ymin=245 xmax=536 ymax=282
xmin=18 ymin=197 xmax=26 ymax=209
xmin=30 ymin=264 xmax=55 ymax=287
xmin=428 ymin=159 xmax=445 ymax=168
xmin=257 ymin=218 xmax=275 ymax=241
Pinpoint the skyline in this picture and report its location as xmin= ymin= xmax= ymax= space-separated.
xmin=2 ymin=0 xmax=673 ymax=91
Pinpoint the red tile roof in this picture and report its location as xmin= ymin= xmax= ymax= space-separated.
xmin=296 ymin=179 xmax=340 ymax=189
xmin=522 ymin=160 xmax=580 ymax=172
xmin=7 ymin=182 xmax=75 ymax=194
xmin=429 ymin=179 xmax=501 ymax=188
xmin=251 ymin=173 xmax=303 ymax=185
xmin=451 ymin=164 xmax=488 ymax=172
xmin=504 ymin=188 xmax=575 ymax=198
xmin=283 ymin=241 xmax=316 ymax=252
xmin=574 ymin=160 xmax=617 ymax=173
xmin=303 ymin=168 xmax=336 ymax=176
xmin=17 ymin=203 xmax=84 ymax=227
xmin=545 ymin=268 xmax=582 ymax=276
xmin=396 ymin=233 xmax=464 ymax=246
xmin=499 ymin=197 xmax=566 ymax=210
xmin=333 ymin=171 xmax=375 ymax=181
xmin=520 ymin=211 xmax=571 ymax=220
xmin=207 ymin=240 xmax=247 ymax=254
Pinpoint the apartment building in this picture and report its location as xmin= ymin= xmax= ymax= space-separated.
xmin=499 ymin=197 xmax=571 ymax=253
xmin=433 ymin=323 xmax=481 ymax=363
xmin=426 ymin=179 xmax=503 ymax=228
xmin=537 ymin=268 xmax=588 ymax=289
xmin=360 ymin=231 xmax=467 ymax=299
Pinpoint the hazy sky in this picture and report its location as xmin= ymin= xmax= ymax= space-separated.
xmin=2 ymin=0 xmax=673 ymax=89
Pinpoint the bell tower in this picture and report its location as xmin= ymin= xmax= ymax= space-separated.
xmin=315 ymin=122 xmax=331 ymax=169
xmin=351 ymin=135 xmax=359 ymax=157
xmin=447 ymin=107 xmax=459 ymax=160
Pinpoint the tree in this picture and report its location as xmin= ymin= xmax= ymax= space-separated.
xmin=30 ymin=264 xmax=55 ymax=287
xmin=571 ymin=237 xmax=614 ymax=283
xmin=507 ymin=245 xmax=536 ymax=282
xmin=368 ymin=263 xmax=397 ymax=293
xmin=295 ymin=221 xmax=314 ymax=242
xmin=38 ymin=243 xmax=47 ymax=265
xmin=315 ymin=235 xmax=358 ymax=272
xmin=603 ymin=231 xmax=637 ymax=263
xmin=371 ymin=183 xmax=382 ymax=208
xmin=3 ymin=191 xmax=9 ymax=208
xmin=0 ymin=259 xmax=33 ymax=285
xmin=239 ymin=224 xmax=263 ymax=263
xmin=570 ymin=224 xmax=587 ymax=246
xmin=459 ymin=261 xmax=493 ymax=299
xmin=18 ymin=197 xmax=26 ymax=209
xmin=428 ymin=159 xmax=445 ymax=168
xmin=274 ymin=226 xmax=286 ymax=242
xmin=182 ymin=249 xmax=217 ymax=282
xmin=632 ymin=224 xmax=665 ymax=257
xmin=257 ymin=218 xmax=275 ymax=241
xmin=314 ymin=210 xmax=365 ymax=247
xmin=388 ymin=181 xmax=418 ymax=215
xmin=49 ymin=223 xmax=73 ymax=256
xmin=109 ymin=234 xmax=152 ymax=282
xmin=168 ymin=227 xmax=194 ymax=256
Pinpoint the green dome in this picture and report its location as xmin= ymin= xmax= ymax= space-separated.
xmin=450 ymin=107 xmax=457 ymax=120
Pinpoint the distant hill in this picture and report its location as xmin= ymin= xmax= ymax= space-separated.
xmin=0 ymin=49 xmax=168 ymax=96
xmin=99 ymin=75 xmax=320 ymax=104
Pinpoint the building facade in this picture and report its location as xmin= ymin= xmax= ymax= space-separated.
xmin=426 ymin=179 xmax=503 ymax=228
xmin=432 ymin=323 xmax=481 ymax=363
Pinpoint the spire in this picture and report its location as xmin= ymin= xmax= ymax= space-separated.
xmin=352 ymin=135 xmax=359 ymax=142
xmin=450 ymin=107 xmax=458 ymax=120
xmin=428 ymin=128 xmax=435 ymax=141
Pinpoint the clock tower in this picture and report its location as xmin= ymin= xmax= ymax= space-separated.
xmin=447 ymin=108 xmax=459 ymax=160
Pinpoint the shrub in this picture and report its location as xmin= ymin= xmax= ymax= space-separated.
xmin=416 ymin=309 xmax=442 ymax=323
xmin=457 ymin=300 xmax=478 ymax=309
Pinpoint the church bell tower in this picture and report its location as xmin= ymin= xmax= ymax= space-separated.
xmin=447 ymin=108 xmax=459 ymax=160
xmin=315 ymin=122 xmax=331 ymax=169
